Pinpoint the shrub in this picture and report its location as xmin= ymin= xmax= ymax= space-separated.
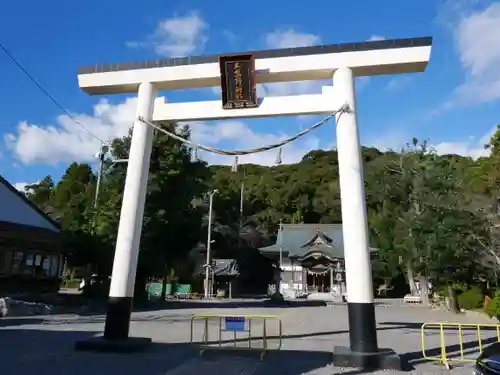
xmin=437 ymin=283 xmax=468 ymax=297
xmin=486 ymin=291 xmax=500 ymax=319
xmin=62 ymin=278 xmax=81 ymax=289
xmin=457 ymin=286 xmax=484 ymax=310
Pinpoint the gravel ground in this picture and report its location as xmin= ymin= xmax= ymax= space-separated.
xmin=0 ymin=300 xmax=494 ymax=375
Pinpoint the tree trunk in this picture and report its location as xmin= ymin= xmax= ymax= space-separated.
xmin=446 ymin=284 xmax=459 ymax=313
xmin=161 ymin=263 xmax=169 ymax=301
xmin=406 ymin=262 xmax=418 ymax=296
xmin=417 ymin=274 xmax=430 ymax=306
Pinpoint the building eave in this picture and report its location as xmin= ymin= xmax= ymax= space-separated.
xmin=0 ymin=175 xmax=61 ymax=232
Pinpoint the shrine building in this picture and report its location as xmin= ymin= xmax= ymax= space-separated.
xmin=259 ymin=224 xmax=378 ymax=298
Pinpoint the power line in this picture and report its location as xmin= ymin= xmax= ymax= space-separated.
xmin=0 ymin=41 xmax=104 ymax=143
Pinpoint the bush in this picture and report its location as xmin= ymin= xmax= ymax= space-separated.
xmin=437 ymin=283 xmax=468 ymax=297
xmin=62 ymin=278 xmax=81 ymax=289
xmin=486 ymin=290 xmax=500 ymax=319
xmin=457 ymin=286 xmax=484 ymax=310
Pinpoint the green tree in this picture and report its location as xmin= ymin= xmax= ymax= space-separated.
xmin=25 ymin=175 xmax=56 ymax=218
xmin=23 ymin=124 xmax=500 ymax=301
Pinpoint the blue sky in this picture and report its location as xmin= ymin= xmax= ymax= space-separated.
xmin=1 ymin=0 xmax=499 ymax=189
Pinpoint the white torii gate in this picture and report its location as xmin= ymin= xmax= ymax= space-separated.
xmin=75 ymin=37 xmax=432 ymax=369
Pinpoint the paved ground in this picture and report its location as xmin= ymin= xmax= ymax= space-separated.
xmin=0 ymin=300 xmax=495 ymax=375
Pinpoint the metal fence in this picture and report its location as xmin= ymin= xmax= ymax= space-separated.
xmin=421 ymin=322 xmax=500 ymax=369
xmin=189 ymin=314 xmax=283 ymax=360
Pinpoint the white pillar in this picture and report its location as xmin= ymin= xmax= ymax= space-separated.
xmin=333 ymin=67 xmax=378 ymax=353
xmin=330 ymin=267 xmax=334 ymax=294
xmin=104 ymin=82 xmax=157 ymax=340
xmin=334 ymin=67 xmax=373 ymax=304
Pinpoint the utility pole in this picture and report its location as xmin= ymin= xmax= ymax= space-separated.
xmin=204 ymin=189 xmax=218 ymax=299
xmin=93 ymin=144 xmax=109 ymax=208
xmin=232 ymin=164 xmax=245 ymax=242
xmin=239 ymin=179 xmax=244 ymax=232
xmin=93 ymin=151 xmax=128 ymax=210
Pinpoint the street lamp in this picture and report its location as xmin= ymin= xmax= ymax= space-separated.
xmin=93 ymin=143 xmax=109 ymax=208
xmin=231 ymin=158 xmax=245 ymax=233
xmin=93 ymin=144 xmax=129 ymax=209
xmin=204 ymin=189 xmax=218 ymax=299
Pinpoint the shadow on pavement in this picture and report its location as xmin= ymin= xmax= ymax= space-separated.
xmin=3 ymin=319 xmax=488 ymax=373
xmin=401 ymin=335 xmax=497 ymax=367
xmin=135 ymin=299 xmax=328 ymax=311
xmin=36 ymin=319 xmax=433 ymax=342
xmin=0 ymin=317 xmax=45 ymax=327
xmin=380 ymin=321 xmax=498 ymax=368
xmin=379 ymin=321 xmax=500 ymax=332
xmin=29 ymin=298 xmax=330 ymax=317
xmin=0 ymin=328 xmax=343 ymax=375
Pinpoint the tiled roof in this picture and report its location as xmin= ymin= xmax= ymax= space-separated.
xmin=0 ymin=174 xmax=61 ymax=232
xmin=259 ymin=224 xmax=377 ymax=259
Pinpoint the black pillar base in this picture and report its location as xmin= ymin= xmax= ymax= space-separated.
xmin=75 ymin=336 xmax=152 ymax=353
xmin=333 ymin=346 xmax=405 ymax=370
xmin=74 ymin=296 xmax=151 ymax=353
xmin=334 ymin=302 xmax=406 ymax=370
xmin=347 ymin=302 xmax=378 ymax=353
xmin=103 ymin=296 xmax=133 ymax=340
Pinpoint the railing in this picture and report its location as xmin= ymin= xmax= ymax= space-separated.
xmin=189 ymin=314 xmax=282 ymax=361
xmin=421 ymin=322 xmax=500 ymax=369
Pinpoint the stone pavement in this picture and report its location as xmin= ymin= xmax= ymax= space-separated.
xmin=0 ymin=301 xmax=495 ymax=375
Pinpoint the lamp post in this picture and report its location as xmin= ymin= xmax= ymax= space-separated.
xmin=231 ymin=157 xmax=245 ymax=234
xmin=93 ymin=143 xmax=129 ymax=210
xmin=93 ymin=144 xmax=109 ymax=208
xmin=239 ymin=179 xmax=244 ymax=232
xmin=204 ymin=189 xmax=218 ymax=299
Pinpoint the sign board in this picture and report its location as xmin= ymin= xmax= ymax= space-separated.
xmin=224 ymin=316 xmax=246 ymax=332
xmin=219 ymin=54 xmax=258 ymax=109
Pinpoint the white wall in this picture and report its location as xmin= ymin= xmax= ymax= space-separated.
xmin=0 ymin=183 xmax=58 ymax=232
xmin=280 ymin=259 xmax=303 ymax=271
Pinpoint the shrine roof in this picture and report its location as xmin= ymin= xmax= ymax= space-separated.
xmin=259 ymin=224 xmax=377 ymax=259
xmin=195 ymin=258 xmax=239 ymax=278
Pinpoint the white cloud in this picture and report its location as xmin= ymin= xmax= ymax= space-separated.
xmin=368 ymin=131 xmax=407 ymax=152
xmin=262 ymin=29 xmax=325 ymax=97
xmin=221 ymin=30 xmax=237 ymax=44
xmin=191 ymin=119 xmax=321 ymax=166
xmin=367 ymin=35 xmax=385 ymax=42
xmin=126 ymin=11 xmax=208 ymax=57
xmin=12 ymin=181 xmax=39 ymax=194
xmin=5 ymin=93 xmax=496 ymax=169
xmin=5 ymin=98 xmax=137 ymax=165
xmin=13 ymin=182 xmax=29 ymax=192
xmin=4 ymin=97 xmax=324 ymax=167
xmin=440 ymin=2 xmax=500 ymax=108
xmin=432 ymin=139 xmax=487 ymax=158
xmin=370 ymin=125 xmax=495 ymax=159
xmin=265 ymin=29 xmax=321 ymax=49
xmin=432 ymin=125 xmax=496 ymax=158
xmin=385 ymin=76 xmax=412 ymax=91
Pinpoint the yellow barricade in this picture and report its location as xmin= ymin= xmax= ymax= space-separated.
xmin=421 ymin=322 xmax=500 ymax=369
xmin=189 ymin=314 xmax=282 ymax=360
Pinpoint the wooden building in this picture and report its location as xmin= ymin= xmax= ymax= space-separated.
xmin=259 ymin=224 xmax=378 ymax=298
xmin=0 ymin=175 xmax=63 ymax=294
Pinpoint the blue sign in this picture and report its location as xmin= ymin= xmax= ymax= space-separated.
xmin=224 ymin=316 xmax=246 ymax=332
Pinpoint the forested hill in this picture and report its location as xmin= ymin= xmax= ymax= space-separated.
xmin=21 ymin=123 xmax=500 ymax=292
